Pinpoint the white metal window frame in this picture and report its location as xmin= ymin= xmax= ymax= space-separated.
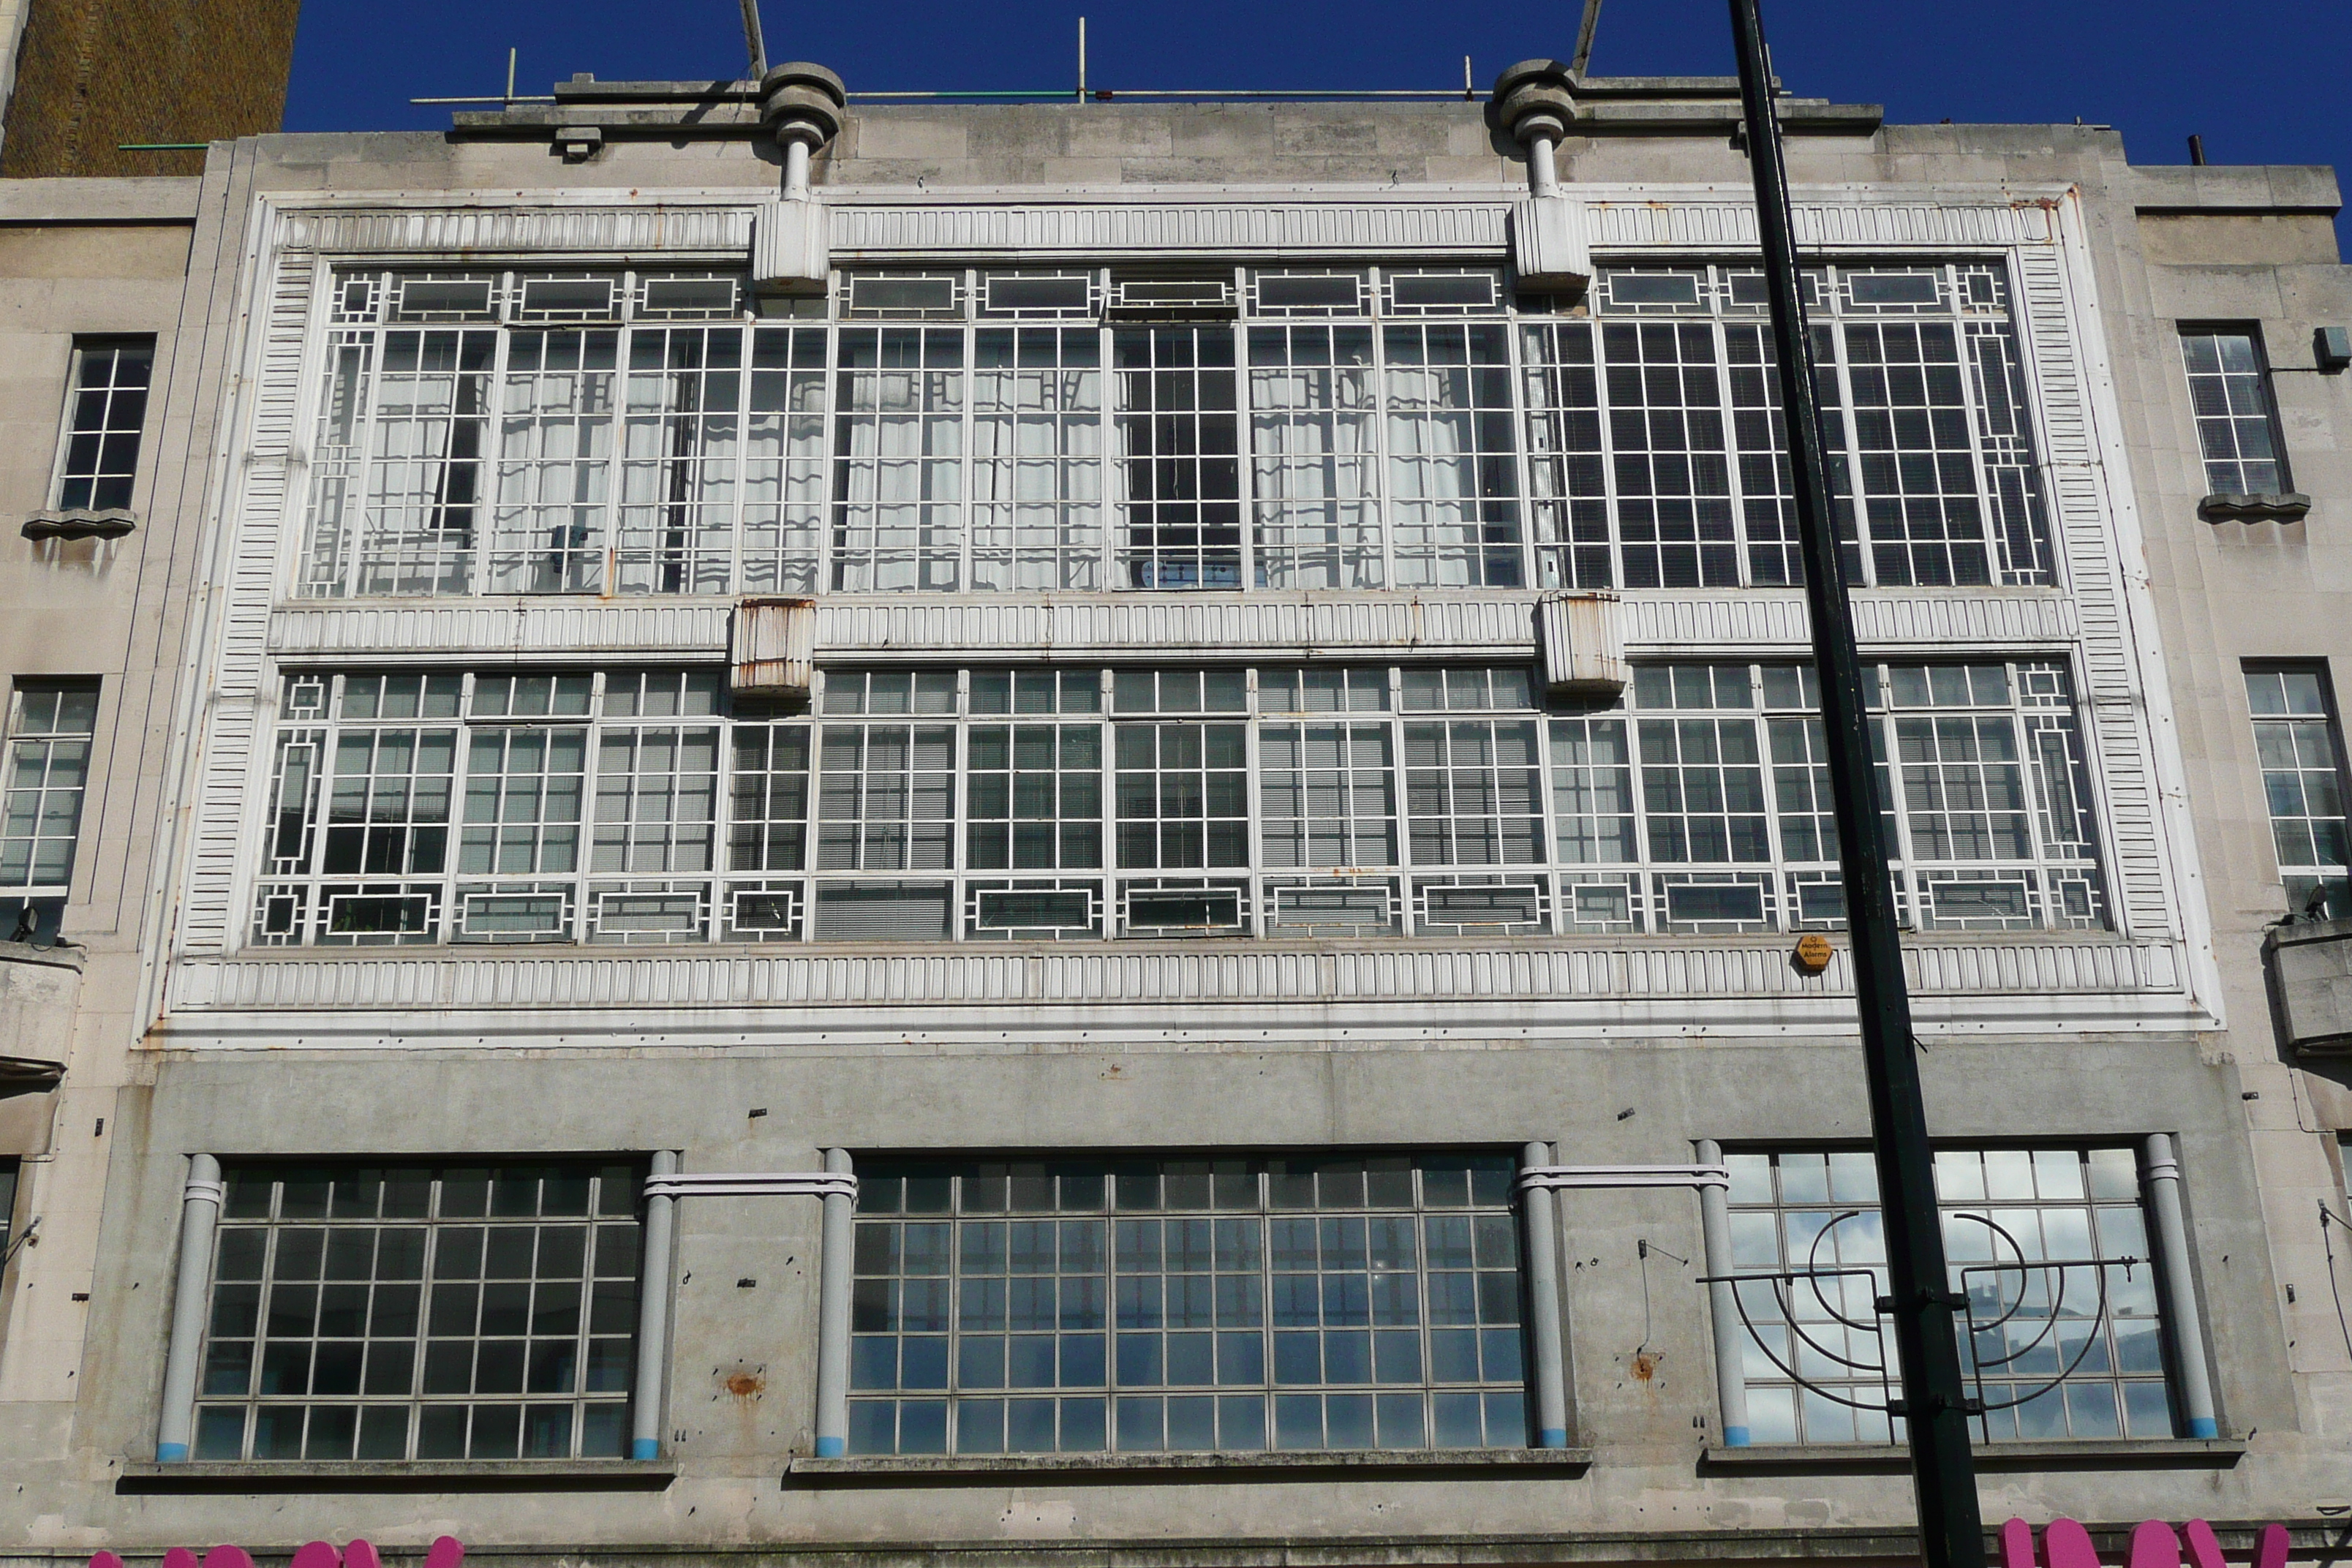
xmin=241 ymin=657 xmax=2111 ymax=950
xmin=286 ymin=258 xmax=2059 ymax=606
xmin=1523 ymin=260 xmax=2057 ymax=595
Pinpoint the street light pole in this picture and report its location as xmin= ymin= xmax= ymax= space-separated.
xmin=1723 ymin=4 xmax=1986 ymax=1564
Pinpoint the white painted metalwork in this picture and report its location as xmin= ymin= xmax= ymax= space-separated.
xmin=641 ymin=1170 xmax=859 ymax=1199
xmin=1516 ymin=1163 xmax=1730 ymax=1191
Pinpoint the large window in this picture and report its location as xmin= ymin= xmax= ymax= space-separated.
xmin=2179 ymin=328 xmax=2291 ymax=497
xmin=295 ymin=262 xmax=2052 ymax=600
xmin=251 ymin=660 xmax=2107 ymax=946
xmin=52 ymin=337 xmax=154 ymax=513
xmin=2 ymin=680 xmax=99 ymax=944
xmin=1524 ymin=264 xmax=2054 ymax=592
xmin=2244 ymin=664 xmax=2350 ymax=918
xmin=848 ymin=1152 xmax=1528 ymax=1455
xmin=1719 ymin=1146 xmax=2173 ymax=1444
xmin=192 ymin=1161 xmax=644 ymax=1462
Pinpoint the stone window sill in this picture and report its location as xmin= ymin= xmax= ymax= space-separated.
xmin=2200 ymin=492 xmax=2311 ymax=522
xmin=22 ymin=507 xmax=137 ymax=541
xmin=787 ymin=1447 xmax=1590 ymax=1482
xmin=1700 ymin=1437 xmax=2243 ymax=1473
xmin=116 ymin=1458 xmax=676 ymax=1493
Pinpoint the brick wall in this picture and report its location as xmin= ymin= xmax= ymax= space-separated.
xmin=0 ymin=0 xmax=300 ymax=177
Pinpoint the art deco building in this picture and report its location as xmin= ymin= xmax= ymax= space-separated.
xmin=2 ymin=52 xmax=2351 ymax=1568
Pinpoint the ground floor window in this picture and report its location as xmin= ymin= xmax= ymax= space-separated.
xmin=191 ymin=1160 xmax=644 ymax=1460
xmin=848 ymin=1151 xmax=1529 ymax=1454
xmin=1717 ymin=1145 xmax=2172 ymax=1443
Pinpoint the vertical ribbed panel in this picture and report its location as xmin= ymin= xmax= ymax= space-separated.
xmin=2015 ymin=244 xmax=2171 ymax=939
xmin=182 ymin=244 xmax=315 ymax=953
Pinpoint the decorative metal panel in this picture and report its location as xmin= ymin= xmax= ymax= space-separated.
xmin=282 ymin=206 xmax=753 ymax=256
xmin=167 ymin=936 xmax=2190 ymax=1017
xmin=831 ymin=203 xmax=1515 ymax=257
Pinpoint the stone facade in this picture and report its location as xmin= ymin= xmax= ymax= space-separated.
xmin=1 ymin=68 xmax=2349 ymax=1568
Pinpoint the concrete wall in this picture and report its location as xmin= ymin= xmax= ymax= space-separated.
xmin=2092 ymin=162 xmax=2352 ymax=1458
xmin=0 ymin=171 xmax=197 ymax=1503
xmin=2 ymin=98 xmax=2348 ymax=1566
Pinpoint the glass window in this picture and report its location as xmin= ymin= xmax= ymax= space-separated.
xmin=1523 ymin=263 xmax=2048 ymax=592
xmin=488 ymin=328 xmax=619 ymax=594
xmin=2245 ymin=665 xmax=2349 ymax=918
xmin=1719 ymin=1146 xmax=2172 ymax=1444
xmin=1382 ymin=323 xmax=1523 ymax=588
xmin=2181 ymin=329 xmax=2289 ymax=496
xmin=970 ymin=328 xmax=1104 ymax=590
xmin=832 ymin=328 xmax=967 ymax=592
xmin=53 ymin=338 xmax=154 ymax=513
xmin=1115 ymin=326 xmax=1242 ymax=590
xmin=192 ymin=1160 xmax=644 ymax=1462
xmin=848 ymin=1152 xmax=1526 ymax=1455
xmin=294 ymin=262 xmax=2054 ymax=600
xmin=1 ymin=680 xmax=99 ymax=944
xmin=1248 ymin=325 xmax=1381 ymax=589
xmin=251 ymin=660 xmax=2109 ymax=946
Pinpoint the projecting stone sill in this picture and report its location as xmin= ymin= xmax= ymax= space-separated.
xmin=788 ymin=1447 xmax=1591 ymax=1482
xmin=1699 ymin=1436 xmax=2243 ymax=1473
xmin=116 ymin=1458 xmax=676 ymax=1493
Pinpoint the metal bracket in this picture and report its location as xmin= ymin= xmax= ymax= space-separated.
xmin=1518 ymin=1163 xmax=1730 ymax=1191
xmin=642 ymin=1172 xmax=858 ymax=1200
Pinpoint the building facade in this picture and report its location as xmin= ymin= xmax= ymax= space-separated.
xmin=3 ymin=56 xmax=2351 ymax=1568
xmin=0 ymin=0 xmax=299 ymax=178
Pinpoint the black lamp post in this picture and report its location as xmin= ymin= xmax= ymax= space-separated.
xmin=1722 ymin=4 xmax=1986 ymax=1564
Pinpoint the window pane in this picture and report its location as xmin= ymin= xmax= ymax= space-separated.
xmin=848 ymin=1153 xmax=1525 ymax=1454
xmin=198 ymin=1161 xmax=643 ymax=1460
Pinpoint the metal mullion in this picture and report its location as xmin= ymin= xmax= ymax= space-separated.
xmin=1363 ymin=307 xmax=1397 ymax=592
xmin=957 ymin=320 xmax=976 ymax=595
xmin=1937 ymin=268 xmax=2004 ymax=586
xmin=478 ymin=320 xmax=519 ymax=598
xmin=818 ymin=320 xmax=840 ymax=595
xmin=1997 ymin=666 xmax=2069 ymax=923
xmin=1588 ymin=315 xmax=1629 ymax=592
xmin=1711 ymin=317 xmax=1760 ymax=589
xmin=1870 ymin=666 xmax=1919 ymax=921
xmin=1499 ymin=306 xmax=1542 ymax=592
xmin=951 ymin=671 xmax=969 ymax=940
xmin=1241 ymin=668 xmax=1264 ymax=932
xmin=1518 ymin=698 xmax=1561 ymax=935
xmin=1229 ymin=317 xmax=1256 ymax=594
xmin=1815 ymin=309 xmax=1874 ymax=588
xmin=1738 ymin=671 xmax=1794 ymax=926
xmin=332 ymin=325 xmax=379 ymax=601
xmin=1390 ymin=668 xmax=1422 ymax=935
xmin=1094 ymin=320 xmax=1115 ymax=592
xmin=1097 ymin=670 xmax=1117 ymax=935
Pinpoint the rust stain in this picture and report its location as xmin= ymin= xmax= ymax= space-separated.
xmin=725 ymin=1372 xmax=764 ymax=1399
xmin=1632 ymin=1352 xmax=1659 ymax=1383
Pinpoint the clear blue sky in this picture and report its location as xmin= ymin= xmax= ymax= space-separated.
xmin=284 ymin=0 xmax=2349 ymax=245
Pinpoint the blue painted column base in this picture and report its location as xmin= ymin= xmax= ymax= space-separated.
xmin=815 ymin=1434 xmax=845 ymax=1458
xmin=1536 ymin=1428 xmax=1569 ymax=1449
xmin=2187 ymin=1417 xmax=2218 ymax=1439
xmin=1719 ymin=1425 xmax=1752 ymax=1447
xmin=630 ymin=1437 xmax=660 ymax=1460
xmin=157 ymin=1442 xmax=189 ymax=1462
